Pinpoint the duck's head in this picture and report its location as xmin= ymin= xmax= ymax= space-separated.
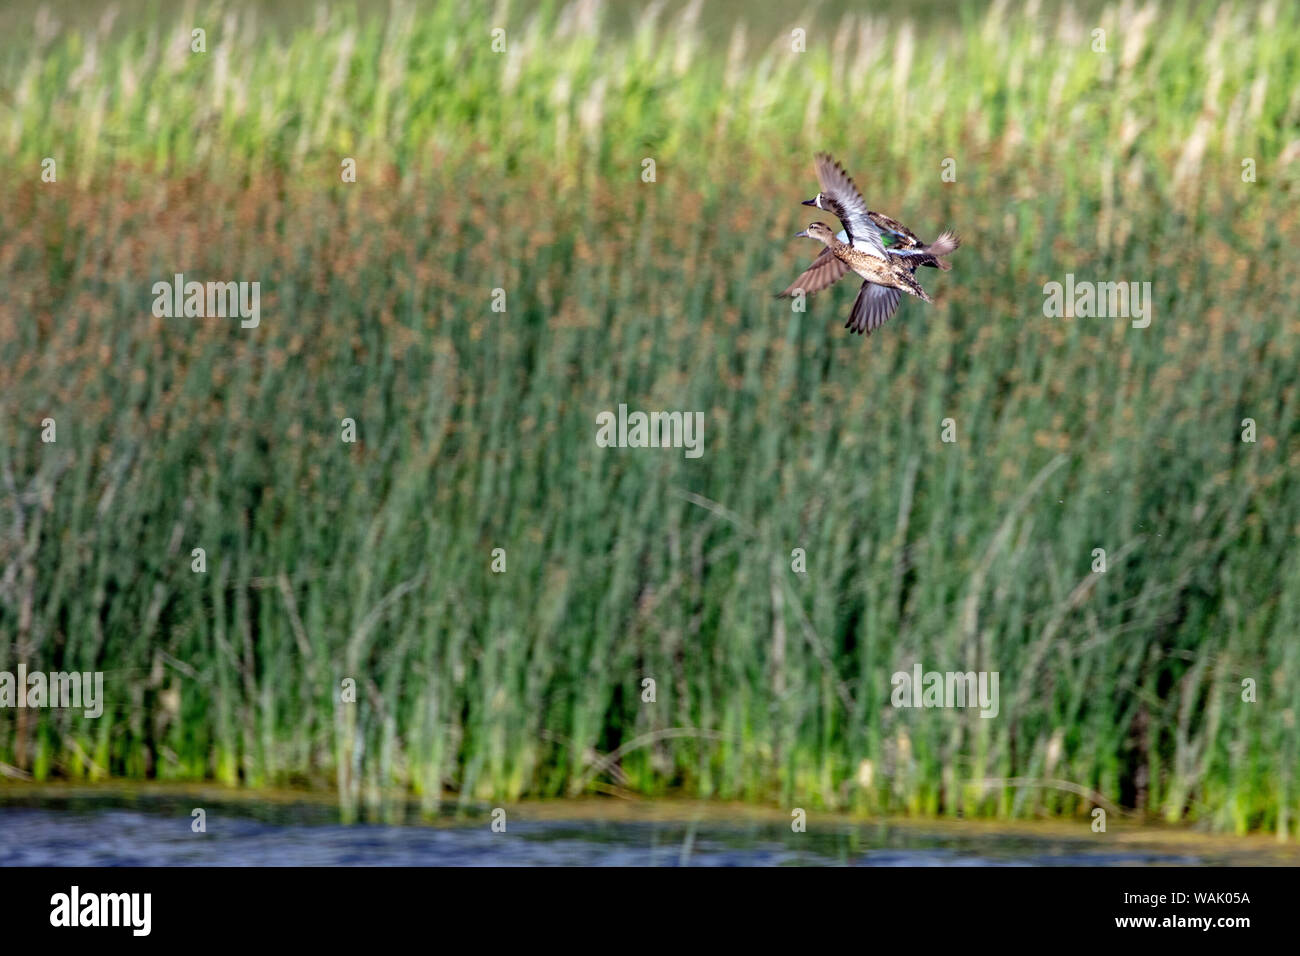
xmin=801 ymin=193 xmax=824 ymax=209
xmin=794 ymin=221 xmax=837 ymax=243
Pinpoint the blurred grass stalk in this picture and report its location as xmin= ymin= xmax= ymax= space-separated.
xmin=1 ymin=0 xmax=1298 ymax=834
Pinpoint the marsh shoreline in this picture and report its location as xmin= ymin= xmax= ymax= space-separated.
xmin=2 ymin=783 xmax=1296 ymax=866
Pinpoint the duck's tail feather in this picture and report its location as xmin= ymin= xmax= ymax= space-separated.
xmin=926 ymin=230 xmax=961 ymax=269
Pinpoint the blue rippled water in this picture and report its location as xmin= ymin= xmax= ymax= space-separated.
xmin=0 ymin=794 xmax=1255 ymax=866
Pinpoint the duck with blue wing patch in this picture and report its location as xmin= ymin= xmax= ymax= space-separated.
xmin=779 ymin=153 xmax=961 ymax=335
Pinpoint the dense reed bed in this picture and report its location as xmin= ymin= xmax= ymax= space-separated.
xmin=1 ymin=0 xmax=1298 ymax=832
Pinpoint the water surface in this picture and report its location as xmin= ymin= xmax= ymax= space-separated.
xmin=0 ymin=789 xmax=1291 ymax=866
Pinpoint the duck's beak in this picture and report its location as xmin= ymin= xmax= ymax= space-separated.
xmin=793 ymin=229 xmax=809 ymax=239
xmin=800 ymin=197 xmax=818 ymax=207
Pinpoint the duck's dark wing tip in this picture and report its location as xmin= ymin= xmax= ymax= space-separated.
xmin=845 ymin=281 xmax=903 ymax=335
xmin=778 ymin=250 xmax=852 ymax=301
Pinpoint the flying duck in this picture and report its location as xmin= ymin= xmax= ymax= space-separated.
xmin=779 ymin=153 xmax=960 ymax=334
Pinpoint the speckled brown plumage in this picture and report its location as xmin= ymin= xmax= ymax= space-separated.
xmin=781 ymin=153 xmax=961 ymax=335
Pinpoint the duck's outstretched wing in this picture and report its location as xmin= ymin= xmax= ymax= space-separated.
xmin=777 ymin=247 xmax=850 ymax=298
xmin=867 ymin=211 xmax=923 ymax=249
xmin=885 ymin=229 xmax=961 ymax=271
xmin=845 ymin=280 xmax=901 ymax=334
xmin=813 ymin=153 xmax=886 ymax=260
xmin=889 ymin=248 xmax=940 ymax=272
